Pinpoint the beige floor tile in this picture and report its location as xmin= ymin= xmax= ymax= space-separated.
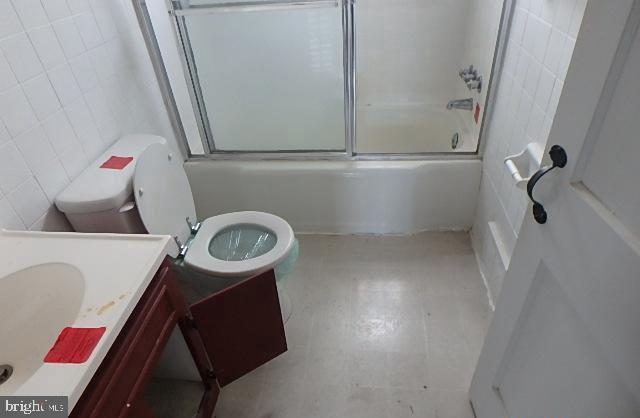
xmin=431 ymin=389 xmax=476 ymax=418
xmin=346 ymin=349 xmax=389 ymax=388
xmin=342 ymin=386 xmax=390 ymax=418
xmin=254 ymin=377 xmax=305 ymax=418
xmin=210 ymin=233 xmax=490 ymax=417
xmin=298 ymin=383 xmax=349 ymax=418
xmin=387 ymin=388 xmax=436 ymax=418
xmin=387 ymin=351 xmax=430 ymax=390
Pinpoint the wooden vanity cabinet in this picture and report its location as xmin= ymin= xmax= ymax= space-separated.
xmin=71 ymin=257 xmax=287 ymax=418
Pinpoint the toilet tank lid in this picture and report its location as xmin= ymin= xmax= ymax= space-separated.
xmin=55 ymin=134 xmax=168 ymax=214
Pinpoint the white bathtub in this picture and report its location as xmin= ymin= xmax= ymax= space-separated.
xmin=357 ymin=103 xmax=477 ymax=153
xmin=185 ymin=159 xmax=481 ymax=234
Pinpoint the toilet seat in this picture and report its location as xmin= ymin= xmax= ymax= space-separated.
xmin=183 ymin=211 xmax=294 ymax=277
xmin=133 ymin=144 xmax=295 ymax=277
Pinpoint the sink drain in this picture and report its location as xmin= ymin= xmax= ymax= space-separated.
xmin=0 ymin=365 xmax=13 ymax=385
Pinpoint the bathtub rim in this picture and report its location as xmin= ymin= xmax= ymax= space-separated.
xmin=185 ymin=151 xmax=481 ymax=162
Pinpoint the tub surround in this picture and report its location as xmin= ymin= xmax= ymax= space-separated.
xmin=0 ymin=230 xmax=170 ymax=409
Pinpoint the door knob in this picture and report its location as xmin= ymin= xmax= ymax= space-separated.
xmin=526 ymin=145 xmax=567 ymax=224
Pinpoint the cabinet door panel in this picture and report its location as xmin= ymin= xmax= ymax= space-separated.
xmin=190 ymin=269 xmax=287 ymax=386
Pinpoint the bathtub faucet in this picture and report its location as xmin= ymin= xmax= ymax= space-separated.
xmin=446 ymin=98 xmax=474 ymax=111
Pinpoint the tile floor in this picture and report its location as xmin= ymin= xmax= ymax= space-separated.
xmin=214 ymin=232 xmax=492 ymax=418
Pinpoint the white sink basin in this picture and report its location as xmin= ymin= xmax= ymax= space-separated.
xmin=0 ymin=263 xmax=85 ymax=394
xmin=0 ymin=230 xmax=170 ymax=409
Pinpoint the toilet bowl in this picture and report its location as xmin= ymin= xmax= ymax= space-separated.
xmin=133 ymin=143 xmax=295 ymax=277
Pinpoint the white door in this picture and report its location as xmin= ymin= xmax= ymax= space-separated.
xmin=470 ymin=1 xmax=640 ymax=417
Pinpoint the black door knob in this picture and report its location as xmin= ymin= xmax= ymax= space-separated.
xmin=526 ymin=145 xmax=567 ymax=224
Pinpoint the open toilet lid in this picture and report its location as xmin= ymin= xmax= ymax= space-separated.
xmin=134 ymin=143 xmax=196 ymax=256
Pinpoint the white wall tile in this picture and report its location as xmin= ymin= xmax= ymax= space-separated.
xmin=42 ymin=0 xmax=72 ymax=22
xmin=557 ymin=36 xmax=575 ymax=81
xmin=0 ymin=196 xmax=24 ymax=229
xmin=14 ymin=126 xmax=56 ymax=174
xmin=514 ymin=48 xmax=530 ymax=86
xmin=22 ymin=74 xmax=62 ymax=121
xmin=52 ymin=18 xmax=86 ymax=59
xmin=540 ymin=0 xmax=558 ymax=24
xmin=530 ymin=17 xmax=552 ymax=62
xmin=0 ymin=33 xmax=44 ymax=83
xmin=0 ymin=51 xmax=18 ymax=91
xmin=67 ymin=0 xmax=92 ymax=14
xmin=29 ymin=206 xmax=72 ymax=231
xmin=548 ymin=78 xmax=563 ymax=115
xmin=57 ymin=140 xmax=88 ymax=178
xmin=68 ymin=53 xmax=99 ymax=92
xmin=88 ymin=45 xmax=115 ymax=82
xmin=28 ymin=25 xmax=66 ymax=70
xmin=74 ymin=13 xmax=103 ymax=50
xmin=90 ymin=0 xmax=119 ymax=41
xmin=47 ymin=64 xmax=82 ymax=106
xmin=64 ymin=97 xmax=104 ymax=158
xmin=10 ymin=0 xmax=48 ymax=30
xmin=41 ymin=110 xmax=80 ymax=155
xmin=515 ymin=91 xmax=533 ymax=127
xmin=544 ymin=28 xmax=567 ymax=74
xmin=526 ymin=104 xmax=545 ymax=141
xmin=511 ymin=7 xmax=528 ymax=46
xmin=529 ymin=0 xmax=543 ymax=16
xmin=0 ymin=142 xmax=31 ymax=194
xmin=0 ymin=121 xmax=9 ymax=146
xmin=84 ymin=85 xmax=119 ymax=141
xmin=7 ymin=177 xmax=50 ymax=227
xmin=0 ymin=0 xmax=23 ymax=40
xmin=569 ymin=0 xmax=587 ymax=38
xmin=524 ymin=58 xmax=542 ymax=97
xmin=534 ymin=67 xmax=555 ymax=110
xmin=0 ymin=86 xmax=38 ymax=136
xmin=34 ymin=158 xmax=70 ymax=202
xmin=553 ymin=0 xmax=577 ymax=33
xmin=522 ymin=13 xmax=537 ymax=54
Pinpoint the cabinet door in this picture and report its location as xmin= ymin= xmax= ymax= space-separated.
xmin=189 ymin=269 xmax=287 ymax=386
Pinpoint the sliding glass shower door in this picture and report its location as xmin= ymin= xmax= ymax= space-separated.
xmin=173 ymin=0 xmax=347 ymax=152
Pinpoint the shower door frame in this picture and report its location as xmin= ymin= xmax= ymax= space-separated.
xmin=142 ymin=0 xmax=514 ymax=160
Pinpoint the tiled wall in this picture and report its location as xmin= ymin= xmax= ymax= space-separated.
xmin=356 ymin=0 xmax=471 ymax=106
xmin=456 ymin=0 xmax=504 ymax=142
xmin=0 ymin=0 xmax=176 ymax=231
xmin=471 ymin=0 xmax=587 ymax=305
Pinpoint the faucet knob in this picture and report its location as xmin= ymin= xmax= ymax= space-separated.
xmin=459 ymin=65 xmax=474 ymax=77
xmin=466 ymin=76 xmax=482 ymax=93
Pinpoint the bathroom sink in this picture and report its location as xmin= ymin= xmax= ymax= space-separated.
xmin=0 ymin=263 xmax=85 ymax=395
xmin=0 ymin=230 xmax=171 ymax=409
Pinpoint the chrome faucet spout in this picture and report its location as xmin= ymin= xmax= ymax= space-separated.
xmin=446 ymin=98 xmax=474 ymax=111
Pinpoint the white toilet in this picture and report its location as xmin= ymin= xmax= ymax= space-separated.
xmin=56 ymin=135 xmax=296 ymax=313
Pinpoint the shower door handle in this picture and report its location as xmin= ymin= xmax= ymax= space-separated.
xmin=526 ymin=145 xmax=567 ymax=224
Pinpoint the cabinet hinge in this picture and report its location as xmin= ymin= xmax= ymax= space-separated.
xmin=185 ymin=315 xmax=198 ymax=329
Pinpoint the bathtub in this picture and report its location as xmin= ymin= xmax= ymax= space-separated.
xmin=185 ymin=159 xmax=481 ymax=234
xmin=356 ymin=103 xmax=477 ymax=154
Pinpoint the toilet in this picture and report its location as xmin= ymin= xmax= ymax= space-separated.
xmin=55 ymin=135 xmax=296 ymax=314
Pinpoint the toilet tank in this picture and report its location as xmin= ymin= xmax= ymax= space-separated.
xmin=55 ymin=134 xmax=167 ymax=233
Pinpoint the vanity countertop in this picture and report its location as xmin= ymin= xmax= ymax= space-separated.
xmin=0 ymin=230 xmax=170 ymax=410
